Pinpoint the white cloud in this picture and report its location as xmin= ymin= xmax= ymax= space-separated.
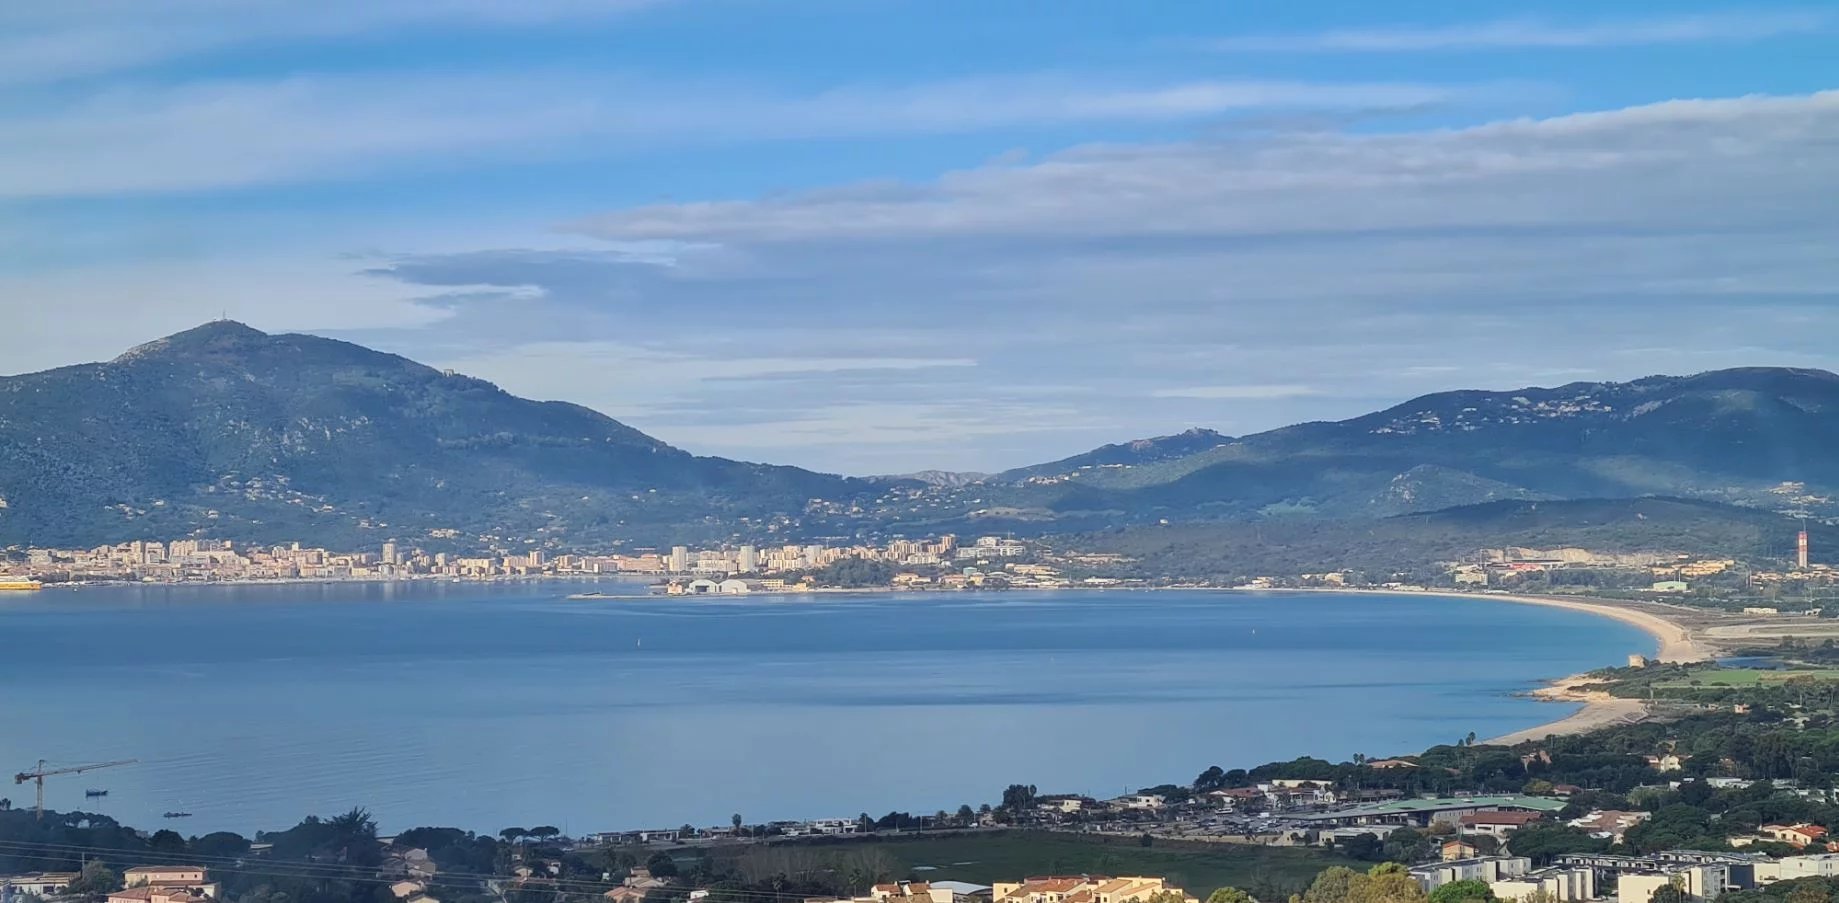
xmin=1211 ymin=10 xmax=1829 ymax=53
xmin=1151 ymin=385 xmax=1319 ymax=400
xmin=572 ymin=91 xmax=1839 ymax=243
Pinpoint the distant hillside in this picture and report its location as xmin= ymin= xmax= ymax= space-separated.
xmin=0 ymin=322 xmax=868 ymax=549
xmin=1062 ymin=497 xmax=1837 ymax=579
xmin=7 ymin=326 xmax=1839 ymax=553
xmin=986 ymin=369 xmax=1839 ymax=523
xmin=869 ymin=470 xmax=990 ymax=489
xmin=997 ymin=428 xmax=1232 ymax=483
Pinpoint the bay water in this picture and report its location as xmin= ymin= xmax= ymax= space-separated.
xmin=0 ymin=584 xmax=1647 ymax=835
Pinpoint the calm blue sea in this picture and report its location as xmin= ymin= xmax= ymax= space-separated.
xmin=0 ymin=584 xmax=1648 ymax=836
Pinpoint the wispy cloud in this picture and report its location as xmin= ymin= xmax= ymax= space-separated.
xmin=0 ymin=72 xmax=1465 ymax=200
xmin=1151 ymin=385 xmax=1319 ymax=400
xmin=571 ymin=91 xmax=1839 ymax=243
xmin=1211 ymin=10 xmax=1829 ymax=53
xmin=0 ymin=0 xmax=666 ymax=87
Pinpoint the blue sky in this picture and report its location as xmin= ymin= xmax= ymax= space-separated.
xmin=2 ymin=1 xmax=1836 ymax=474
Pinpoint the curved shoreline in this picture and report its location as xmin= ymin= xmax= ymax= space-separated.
xmin=1414 ymin=590 xmax=1714 ymax=745
xmin=1258 ymin=587 xmax=1710 ymax=745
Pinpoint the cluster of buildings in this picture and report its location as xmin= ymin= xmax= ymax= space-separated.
xmin=2 ymin=534 xmax=1040 ymax=585
xmin=2 ymin=864 xmax=217 ymax=903
xmin=803 ymin=876 xmax=1192 ymax=903
xmin=1449 ymin=548 xmax=1753 ymax=592
xmin=1452 ymin=537 xmax=1839 ymax=594
xmin=1411 ymin=848 xmax=1839 ymax=903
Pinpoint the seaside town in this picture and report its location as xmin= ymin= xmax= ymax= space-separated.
xmin=5 ymin=531 xmax=1837 ymax=601
xmin=0 ymin=534 xmax=1075 ymax=591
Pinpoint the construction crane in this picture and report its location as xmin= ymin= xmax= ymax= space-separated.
xmin=13 ymin=759 xmax=136 ymax=820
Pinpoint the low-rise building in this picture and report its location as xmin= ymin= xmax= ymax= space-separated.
xmin=109 ymin=888 xmax=215 ymax=903
xmin=992 ymin=875 xmax=1194 ymax=903
xmin=1756 ymin=853 xmax=1839 ymax=883
xmin=1410 ymin=857 xmax=1531 ymax=892
xmin=930 ymin=883 xmax=994 ymax=903
xmin=1306 ymin=795 xmax=1565 ymax=829
xmin=1110 ymin=794 xmax=1167 ymax=811
xmin=123 ymin=866 xmax=210 ymax=889
xmin=1616 ymin=865 xmax=1728 ymax=903
xmin=1459 ymin=810 xmax=1546 ymax=838
xmin=1569 ymin=809 xmax=1652 ymax=842
xmin=1760 ymin=824 xmax=1829 ymax=849
xmin=6 ymin=872 xmax=80 ymax=896
xmin=1490 ymin=866 xmax=1595 ymax=903
xmin=871 ymin=882 xmax=952 ymax=903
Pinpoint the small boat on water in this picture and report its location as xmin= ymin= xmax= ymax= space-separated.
xmin=85 ymin=789 xmax=109 ymax=798
xmin=565 ymin=591 xmax=629 ymax=600
xmin=162 ymin=811 xmax=192 ymax=819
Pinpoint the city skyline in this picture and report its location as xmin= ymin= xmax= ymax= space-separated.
xmin=2 ymin=1 xmax=1836 ymax=473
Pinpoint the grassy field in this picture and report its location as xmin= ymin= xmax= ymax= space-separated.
xmin=773 ymin=831 xmax=1356 ymax=897
xmin=1654 ymin=668 xmax=1839 ymax=688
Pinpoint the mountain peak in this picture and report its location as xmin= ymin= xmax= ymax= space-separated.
xmin=116 ymin=320 xmax=270 ymax=362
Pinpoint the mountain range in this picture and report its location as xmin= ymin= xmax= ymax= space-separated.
xmin=2 ymin=322 xmax=1835 ymax=551
xmin=940 ymin=367 xmax=1839 ymax=530
xmin=0 ymin=322 xmax=872 ymax=549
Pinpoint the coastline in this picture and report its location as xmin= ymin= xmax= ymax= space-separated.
xmin=1434 ymin=590 xmax=1709 ymax=744
xmin=1259 ymin=587 xmax=1711 ymax=745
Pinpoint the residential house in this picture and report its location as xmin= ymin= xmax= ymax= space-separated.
xmin=381 ymin=849 xmax=438 ymax=883
xmin=1459 ymin=810 xmax=1547 ymax=838
xmin=871 ymin=882 xmax=952 ymax=903
xmin=108 ymin=888 xmax=215 ymax=903
xmin=992 ymin=875 xmax=1195 ymax=903
xmin=1261 ymin=781 xmax=1337 ymax=809
xmin=1110 ymin=794 xmax=1167 ymax=811
xmin=1761 ymin=824 xmax=1831 ymax=850
xmin=123 ymin=867 xmax=210 ymax=889
xmin=605 ymin=867 xmax=673 ymax=903
xmin=1208 ymin=788 xmax=1266 ymax=810
xmin=1037 ymin=795 xmax=1095 ymax=815
xmin=6 ymin=873 xmax=80 ymax=896
xmin=931 ymin=883 xmax=994 ymax=903
xmin=1569 ymin=810 xmax=1652 ymax=843
xmin=1442 ymin=840 xmax=1484 ymax=862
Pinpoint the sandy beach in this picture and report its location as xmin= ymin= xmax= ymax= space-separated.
xmin=1434 ymin=590 xmax=1713 ymax=664
xmin=1266 ymin=587 xmax=1713 ymax=745
xmin=1480 ymin=672 xmax=1652 ymax=745
xmin=1427 ymin=591 xmax=1710 ymax=744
